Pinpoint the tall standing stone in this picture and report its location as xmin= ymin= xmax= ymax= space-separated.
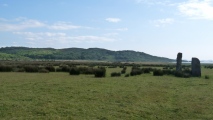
xmin=191 ymin=58 xmax=201 ymax=77
xmin=176 ymin=53 xmax=182 ymax=72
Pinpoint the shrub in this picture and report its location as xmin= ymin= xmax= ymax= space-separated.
xmin=142 ymin=68 xmax=152 ymax=74
xmin=61 ymin=65 xmax=70 ymax=72
xmin=153 ymin=69 xmax=164 ymax=76
xmin=94 ymin=67 xmax=106 ymax=78
xmin=0 ymin=65 xmax=13 ymax=72
xmin=174 ymin=71 xmax=183 ymax=77
xmin=56 ymin=67 xmax=63 ymax=72
xmin=121 ymin=69 xmax=126 ymax=74
xmin=24 ymin=66 xmax=39 ymax=73
xmin=205 ymin=75 xmax=210 ymax=79
xmin=125 ymin=74 xmax=130 ymax=77
xmin=45 ymin=66 xmax=55 ymax=72
xmin=111 ymin=72 xmax=121 ymax=77
xmin=69 ymin=67 xmax=80 ymax=75
xmin=39 ymin=69 xmax=49 ymax=73
xmin=130 ymin=68 xmax=142 ymax=76
xmin=163 ymin=69 xmax=174 ymax=75
xmin=78 ymin=67 xmax=95 ymax=75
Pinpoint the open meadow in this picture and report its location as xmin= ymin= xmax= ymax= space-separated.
xmin=1 ymin=63 xmax=213 ymax=119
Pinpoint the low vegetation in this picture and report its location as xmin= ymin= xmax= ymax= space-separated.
xmin=0 ymin=61 xmax=212 ymax=119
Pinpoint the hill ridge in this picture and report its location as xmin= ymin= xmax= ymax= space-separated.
xmin=0 ymin=47 xmax=174 ymax=62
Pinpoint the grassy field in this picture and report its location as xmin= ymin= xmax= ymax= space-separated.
xmin=1 ymin=67 xmax=213 ymax=119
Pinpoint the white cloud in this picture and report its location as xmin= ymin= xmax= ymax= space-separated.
xmin=0 ymin=18 xmax=91 ymax=31
xmin=13 ymin=31 xmax=115 ymax=46
xmin=151 ymin=18 xmax=175 ymax=27
xmin=106 ymin=18 xmax=121 ymax=23
xmin=48 ymin=22 xmax=82 ymax=30
xmin=178 ymin=0 xmax=213 ymax=20
xmin=135 ymin=0 xmax=175 ymax=6
xmin=115 ymin=28 xmax=128 ymax=31
xmin=69 ymin=36 xmax=115 ymax=42
xmin=0 ymin=19 xmax=46 ymax=31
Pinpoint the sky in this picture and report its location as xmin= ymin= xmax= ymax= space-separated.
xmin=0 ymin=0 xmax=213 ymax=60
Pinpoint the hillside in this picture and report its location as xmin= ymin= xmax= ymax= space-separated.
xmin=0 ymin=47 xmax=174 ymax=62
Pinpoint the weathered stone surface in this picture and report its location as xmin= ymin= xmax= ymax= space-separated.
xmin=176 ymin=53 xmax=182 ymax=71
xmin=191 ymin=58 xmax=201 ymax=77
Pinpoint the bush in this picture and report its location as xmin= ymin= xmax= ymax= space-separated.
xmin=125 ymin=74 xmax=130 ymax=77
xmin=142 ymin=68 xmax=152 ymax=74
xmin=94 ymin=67 xmax=106 ymax=78
xmin=130 ymin=68 xmax=142 ymax=76
xmin=38 ymin=69 xmax=49 ymax=73
xmin=205 ymin=75 xmax=210 ymax=79
xmin=24 ymin=66 xmax=39 ymax=73
xmin=78 ymin=67 xmax=95 ymax=75
xmin=111 ymin=72 xmax=121 ymax=77
xmin=69 ymin=67 xmax=80 ymax=75
xmin=153 ymin=69 xmax=164 ymax=76
xmin=0 ymin=65 xmax=13 ymax=72
xmin=174 ymin=71 xmax=191 ymax=78
xmin=121 ymin=69 xmax=126 ymax=74
xmin=56 ymin=67 xmax=63 ymax=72
xmin=45 ymin=66 xmax=55 ymax=72
xmin=60 ymin=65 xmax=70 ymax=72
xmin=163 ymin=69 xmax=174 ymax=75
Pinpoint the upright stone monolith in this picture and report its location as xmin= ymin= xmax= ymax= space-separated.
xmin=191 ymin=57 xmax=201 ymax=77
xmin=176 ymin=53 xmax=182 ymax=72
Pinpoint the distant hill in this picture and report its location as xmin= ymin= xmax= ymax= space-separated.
xmin=0 ymin=47 xmax=174 ymax=62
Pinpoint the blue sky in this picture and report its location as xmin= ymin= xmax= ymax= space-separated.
xmin=0 ymin=0 xmax=213 ymax=60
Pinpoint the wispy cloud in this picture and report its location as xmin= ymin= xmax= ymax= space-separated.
xmin=151 ymin=18 xmax=175 ymax=27
xmin=135 ymin=0 xmax=175 ymax=6
xmin=115 ymin=28 xmax=128 ymax=31
xmin=48 ymin=22 xmax=82 ymax=30
xmin=0 ymin=18 xmax=46 ymax=31
xmin=0 ymin=18 xmax=92 ymax=31
xmin=106 ymin=18 xmax=121 ymax=23
xmin=178 ymin=0 xmax=213 ymax=20
xmin=13 ymin=32 xmax=115 ymax=46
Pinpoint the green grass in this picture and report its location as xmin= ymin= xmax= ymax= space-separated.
xmin=1 ymin=68 xmax=213 ymax=119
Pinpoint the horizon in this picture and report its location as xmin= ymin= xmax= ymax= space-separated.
xmin=1 ymin=46 xmax=211 ymax=61
xmin=1 ymin=0 xmax=213 ymax=60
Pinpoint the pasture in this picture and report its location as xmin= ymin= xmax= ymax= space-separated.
xmin=0 ymin=62 xmax=213 ymax=119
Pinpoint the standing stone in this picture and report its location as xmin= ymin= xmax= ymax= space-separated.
xmin=191 ymin=58 xmax=201 ymax=77
xmin=176 ymin=53 xmax=182 ymax=72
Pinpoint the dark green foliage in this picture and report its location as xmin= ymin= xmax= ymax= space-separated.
xmin=94 ymin=67 xmax=106 ymax=78
xmin=0 ymin=65 xmax=13 ymax=72
xmin=111 ymin=72 xmax=121 ymax=77
xmin=0 ymin=47 xmax=175 ymax=62
xmin=153 ymin=69 xmax=164 ymax=76
xmin=45 ymin=66 xmax=55 ymax=72
xmin=38 ymin=69 xmax=49 ymax=73
xmin=205 ymin=75 xmax=210 ymax=79
xmin=69 ymin=67 xmax=80 ymax=75
xmin=24 ymin=66 xmax=39 ymax=73
xmin=142 ymin=68 xmax=152 ymax=74
xmin=130 ymin=67 xmax=143 ymax=76
xmin=56 ymin=67 xmax=63 ymax=72
xmin=163 ymin=69 xmax=174 ymax=75
xmin=125 ymin=74 xmax=130 ymax=77
xmin=60 ymin=65 xmax=70 ymax=72
xmin=174 ymin=71 xmax=191 ymax=78
xmin=78 ymin=67 xmax=95 ymax=74
xmin=121 ymin=67 xmax=127 ymax=74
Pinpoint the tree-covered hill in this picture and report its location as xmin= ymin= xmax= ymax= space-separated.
xmin=0 ymin=47 xmax=174 ymax=62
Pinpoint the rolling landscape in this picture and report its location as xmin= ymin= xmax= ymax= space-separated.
xmin=0 ymin=47 xmax=174 ymax=62
xmin=1 ymin=0 xmax=213 ymax=119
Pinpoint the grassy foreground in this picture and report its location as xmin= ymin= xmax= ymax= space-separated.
xmin=1 ymin=68 xmax=213 ymax=119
